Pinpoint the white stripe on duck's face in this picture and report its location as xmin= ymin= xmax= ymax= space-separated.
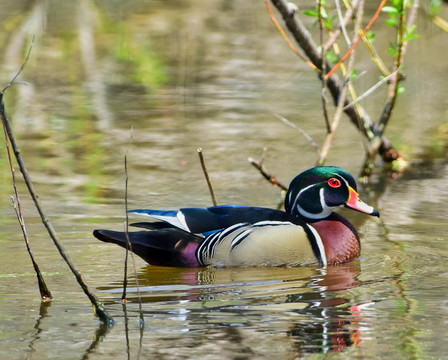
xmin=285 ymin=167 xmax=355 ymax=221
xmin=198 ymin=222 xmax=322 ymax=267
xmin=292 ymin=187 xmax=336 ymax=220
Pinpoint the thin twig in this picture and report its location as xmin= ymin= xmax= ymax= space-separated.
xmin=317 ymin=0 xmax=364 ymax=165
xmin=360 ymin=27 xmax=391 ymax=76
xmin=325 ymin=0 xmax=388 ymax=79
xmin=0 ymin=41 xmax=113 ymax=325
xmin=269 ymin=0 xmax=401 ymax=164
xmin=122 ymin=142 xmax=145 ymax=328
xmin=2 ymin=69 xmax=52 ymax=301
xmin=122 ymin=155 xmax=130 ymax=302
xmin=197 ymin=148 xmax=218 ymax=206
xmin=335 ymin=0 xmax=352 ymax=46
xmin=2 ymin=36 xmax=35 ymax=92
xmin=271 ymin=0 xmax=401 ymax=162
xmin=318 ymin=0 xmax=331 ymax=133
xmin=365 ymin=0 xmax=418 ymax=164
xmin=125 ymin=232 xmax=145 ymax=329
xmin=11 ymin=196 xmax=52 ymax=300
xmin=1 ymin=37 xmax=51 ymax=301
xmin=270 ymin=111 xmax=320 ymax=153
xmin=264 ymin=0 xmax=319 ymax=72
xmin=248 ymin=148 xmax=288 ymax=191
xmin=324 ymin=0 xmax=360 ymax=51
xmin=343 ymin=68 xmax=401 ymax=111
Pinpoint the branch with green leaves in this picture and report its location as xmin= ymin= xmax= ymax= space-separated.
xmin=268 ymin=0 xmax=419 ymax=176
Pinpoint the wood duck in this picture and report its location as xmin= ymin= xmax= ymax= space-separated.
xmin=93 ymin=166 xmax=379 ymax=267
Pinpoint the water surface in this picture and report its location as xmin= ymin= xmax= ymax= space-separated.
xmin=1 ymin=1 xmax=448 ymax=359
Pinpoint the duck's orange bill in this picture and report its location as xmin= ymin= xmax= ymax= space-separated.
xmin=345 ymin=186 xmax=380 ymax=217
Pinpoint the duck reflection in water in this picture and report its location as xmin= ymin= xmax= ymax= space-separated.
xmin=99 ymin=260 xmax=370 ymax=355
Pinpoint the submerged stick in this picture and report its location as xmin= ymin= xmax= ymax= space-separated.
xmin=0 ymin=46 xmax=113 ymax=325
xmin=3 ymin=128 xmax=52 ymax=301
xmin=197 ymin=148 xmax=218 ymax=206
xmin=10 ymin=196 xmax=53 ymax=300
xmin=0 ymin=36 xmax=51 ymax=301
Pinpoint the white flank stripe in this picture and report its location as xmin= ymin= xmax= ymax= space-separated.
xmin=306 ymin=224 xmax=327 ymax=266
xmin=230 ymin=229 xmax=252 ymax=249
xmin=253 ymin=220 xmax=292 ymax=227
xmin=200 ymin=223 xmax=249 ymax=261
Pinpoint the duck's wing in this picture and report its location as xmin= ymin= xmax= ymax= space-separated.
xmin=129 ymin=205 xmax=292 ymax=234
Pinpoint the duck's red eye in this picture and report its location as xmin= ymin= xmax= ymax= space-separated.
xmin=328 ymin=178 xmax=341 ymax=188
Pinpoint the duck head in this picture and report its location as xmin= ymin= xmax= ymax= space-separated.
xmin=284 ymin=166 xmax=379 ymax=221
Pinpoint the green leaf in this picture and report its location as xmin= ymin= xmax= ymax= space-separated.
xmin=351 ymin=69 xmax=359 ymax=81
xmin=366 ymin=30 xmax=375 ymax=42
xmin=387 ymin=43 xmax=397 ymax=56
xmin=385 ymin=18 xmax=397 ymax=27
xmin=382 ymin=6 xmax=399 ymax=14
xmin=406 ymin=24 xmax=417 ymax=35
xmin=303 ymin=9 xmax=318 ymax=17
xmin=325 ymin=51 xmax=338 ymax=65
xmin=404 ymin=33 xmax=419 ymax=41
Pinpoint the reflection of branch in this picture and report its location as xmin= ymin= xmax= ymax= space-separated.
xmin=25 ymin=302 xmax=51 ymax=360
xmin=78 ymin=0 xmax=113 ymax=130
xmin=80 ymin=321 xmax=112 ymax=360
xmin=248 ymin=148 xmax=287 ymax=191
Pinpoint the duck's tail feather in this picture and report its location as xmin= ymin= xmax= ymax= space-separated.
xmin=93 ymin=229 xmax=202 ymax=267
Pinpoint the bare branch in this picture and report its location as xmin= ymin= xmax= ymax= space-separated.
xmin=270 ymin=112 xmax=320 ymax=153
xmin=269 ymin=0 xmax=402 ymax=165
xmin=325 ymin=0 xmax=388 ymax=79
xmin=264 ymin=0 xmax=319 ymax=72
xmin=0 ymin=40 xmax=113 ymax=325
xmin=248 ymin=148 xmax=288 ymax=191
xmin=2 ymin=35 xmax=34 ymax=93
xmin=197 ymin=148 xmax=218 ymax=206
xmin=317 ymin=0 xmax=365 ymax=165
xmin=344 ymin=68 xmax=401 ymax=111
